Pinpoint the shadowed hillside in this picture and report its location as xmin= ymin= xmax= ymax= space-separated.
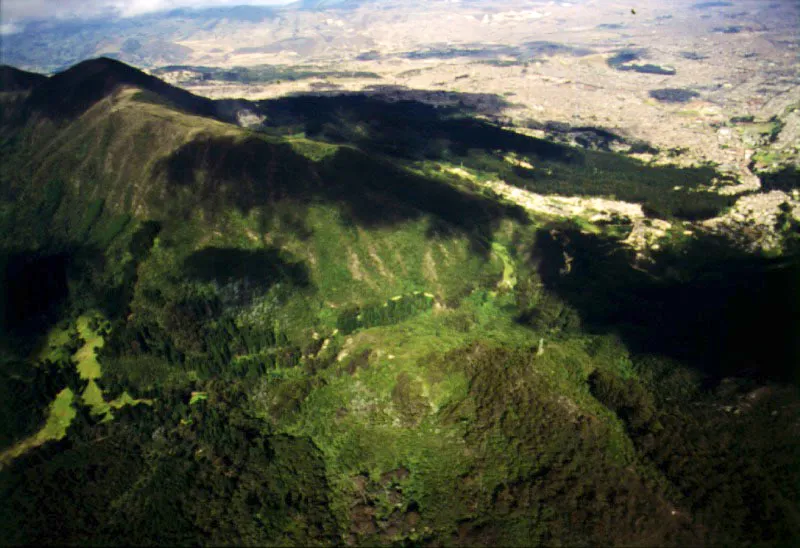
xmin=159 ymin=134 xmax=526 ymax=246
xmin=24 ymin=57 xmax=217 ymax=120
xmin=0 ymin=66 xmax=48 ymax=92
xmin=531 ymin=229 xmax=800 ymax=382
xmin=250 ymin=94 xmax=736 ymax=220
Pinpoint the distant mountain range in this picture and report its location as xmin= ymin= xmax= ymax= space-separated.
xmin=0 ymin=0 xmax=384 ymax=72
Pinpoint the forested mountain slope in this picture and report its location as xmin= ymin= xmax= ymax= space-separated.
xmin=0 ymin=58 xmax=798 ymax=546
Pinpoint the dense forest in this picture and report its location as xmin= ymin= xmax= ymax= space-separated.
xmin=0 ymin=58 xmax=798 ymax=546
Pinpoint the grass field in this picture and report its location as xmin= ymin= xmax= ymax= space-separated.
xmin=491 ymin=241 xmax=517 ymax=289
xmin=75 ymin=314 xmax=115 ymax=419
xmin=32 ymin=324 xmax=74 ymax=363
xmin=2 ymin=314 xmax=151 ymax=464
xmin=0 ymin=388 xmax=75 ymax=468
xmin=75 ymin=314 xmax=105 ymax=380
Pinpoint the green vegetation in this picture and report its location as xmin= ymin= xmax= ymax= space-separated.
xmin=152 ymin=64 xmax=381 ymax=85
xmin=33 ymin=323 xmax=75 ymax=363
xmin=255 ymin=94 xmax=735 ymax=220
xmin=0 ymin=59 xmax=797 ymax=546
xmin=75 ymin=314 xmax=106 ymax=380
xmin=607 ymin=51 xmax=676 ymax=75
xmin=491 ymin=241 xmax=516 ymax=289
xmin=649 ymin=88 xmax=700 ymax=103
xmin=0 ymin=388 xmax=76 ymax=467
xmin=189 ymin=391 xmax=208 ymax=405
xmin=730 ymin=114 xmax=755 ymax=124
xmin=336 ymin=292 xmax=435 ymax=335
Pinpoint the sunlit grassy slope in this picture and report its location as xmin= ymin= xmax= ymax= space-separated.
xmin=0 ymin=388 xmax=75 ymax=467
xmin=1 ymin=312 xmax=151 ymax=465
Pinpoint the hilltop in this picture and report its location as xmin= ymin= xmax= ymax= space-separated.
xmin=0 ymin=66 xmax=47 ymax=92
xmin=22 ymin=57 xmax=216 ymax=120
xmin=0 ymin=58 xmax=798 ymax=546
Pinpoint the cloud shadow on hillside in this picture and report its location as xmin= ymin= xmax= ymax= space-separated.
xmin=530 ymin=228 xmax=800 ymax=383
xmin=239 ymin=93 xmax=733 ymax=220
xmin=156 ymin=133 xmax=529 ymax=257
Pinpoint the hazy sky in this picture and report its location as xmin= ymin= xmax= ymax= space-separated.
xmin=0 ymin=0 xmax=297 ymax=21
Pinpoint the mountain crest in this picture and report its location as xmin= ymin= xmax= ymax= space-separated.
xmin=25 ymin=57 xmax=216 ymax=119
xmin=0 ymin=66 xmax=47 ymax=92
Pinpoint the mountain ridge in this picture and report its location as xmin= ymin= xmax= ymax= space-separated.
xmin=22 ymin=57 xmax=217 ymax=120
xmin=0 ymin=66 xmax=48 ymax=92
